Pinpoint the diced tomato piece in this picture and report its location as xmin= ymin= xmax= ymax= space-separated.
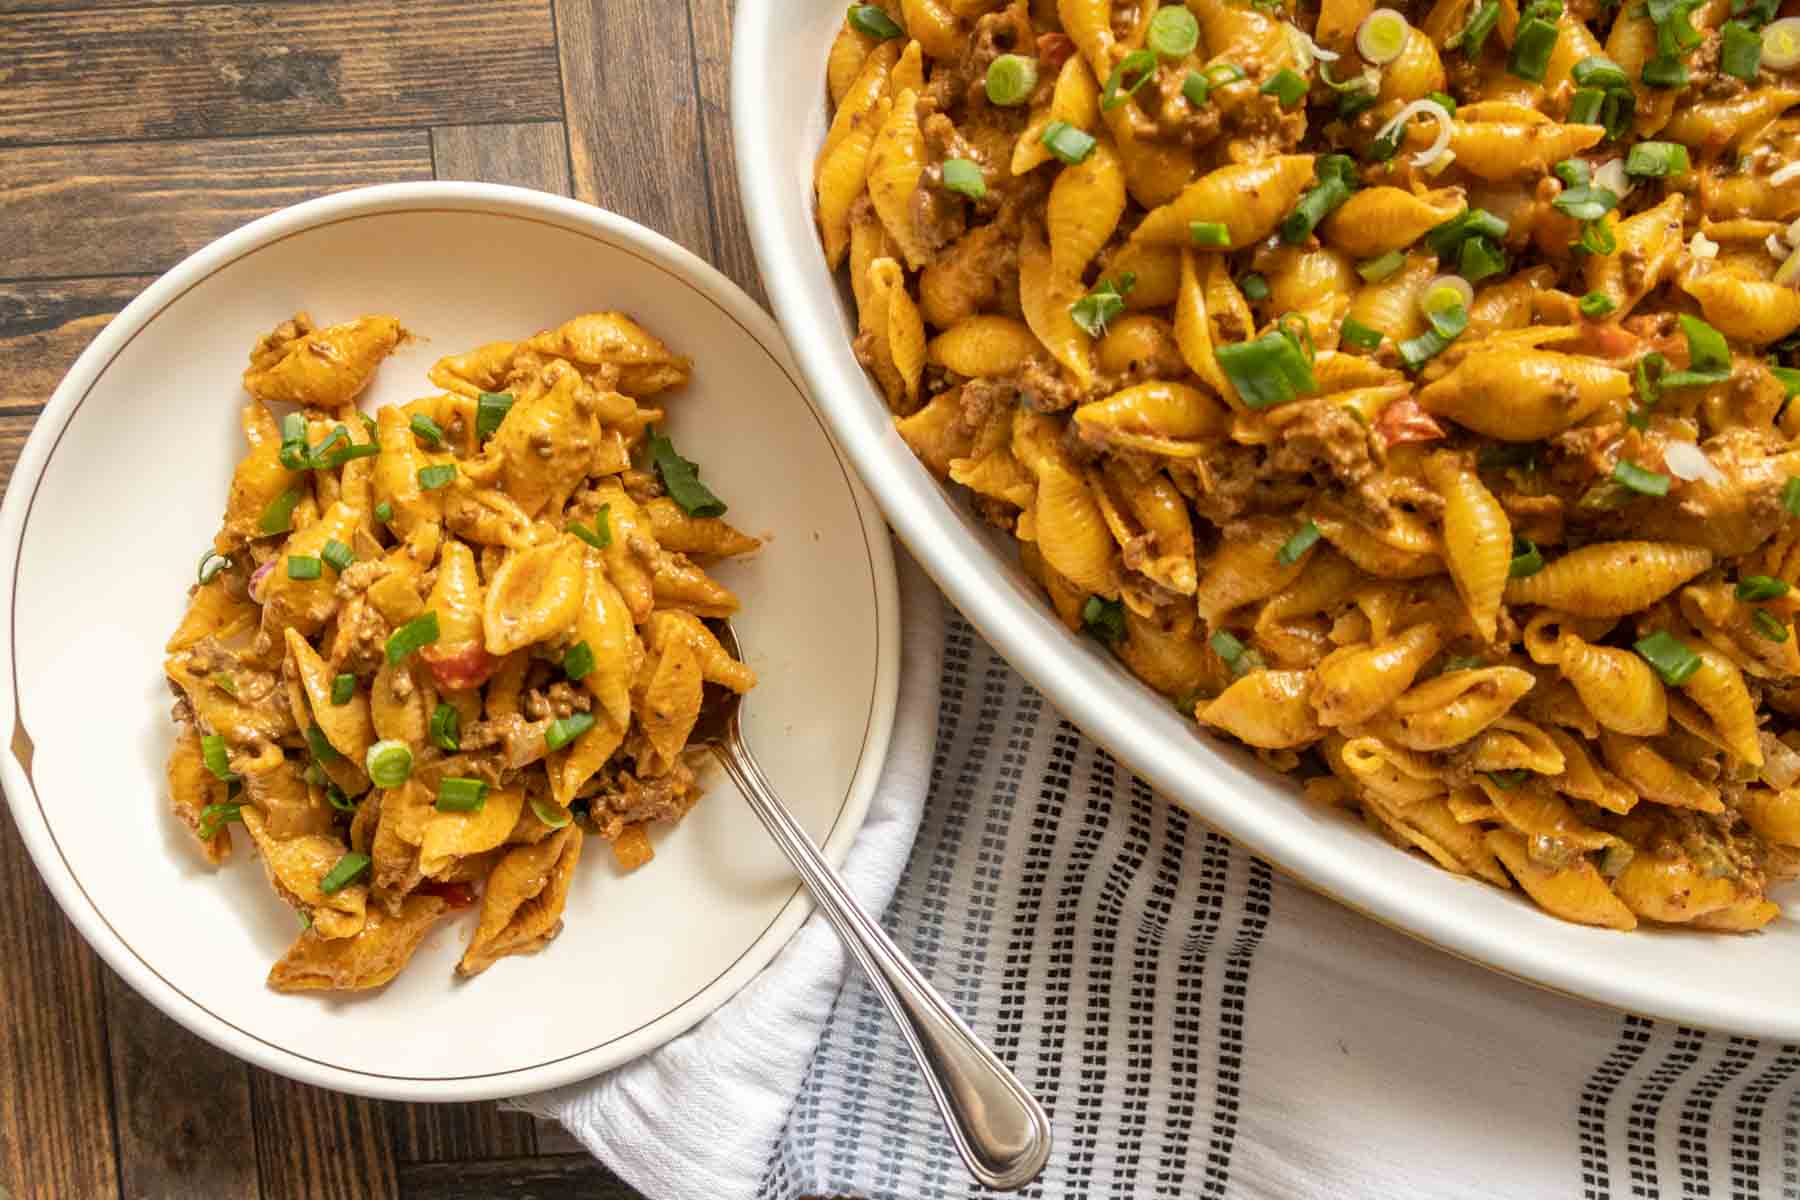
xmin=422 ymin=640 xmax=500 ymax=691
xmin=1374 ymin=397 xmax=1446 ymax=445
xmin=1037 ymin=32 xmax=1076 ymax=69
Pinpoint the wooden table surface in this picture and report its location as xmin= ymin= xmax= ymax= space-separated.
xmin=0 ymin=2 xmax=764 ymax=1196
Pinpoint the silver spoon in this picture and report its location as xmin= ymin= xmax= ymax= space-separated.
xmin=693 ymin=622 xmax=1052 ymax=1191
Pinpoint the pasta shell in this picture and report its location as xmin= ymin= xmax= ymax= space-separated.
xmin=1679 ymin=645 xmax=1763 ymax=767
xmin=1048 ymin=137 xmax=1127 ymax=278
xmin=1424 ymin=454 xmax=1509 ymax=643
xmin=269 ymin=893 xmax=449 ymax=993
xmin=1418 ymin=349 xmax=1629 ymax=441
xmin=1018 ymin=221 xmax=1094 ymax=390
xmin=1199 ymin=670 xmax=1321 ymax=749
xmin=482 ymin=535 xmax=586 ymax=656
xmin=927 ymin=316 xmax=1042 ymax=378
xmin=1372 ymin=667 xmax=1536 ymax=751
xmin=1554 ymin=636 xmax=1668 ymax=737
xmin=1311 ymin=624 xmax=1443 ymax=728
xmin=1194 ymin=516 xmax=1313 ymax=626
xmin=1128 ymin=156 xmax=1317 ymax=250
xmin=867 ymin=89 xmax=931 ymax=270
xmin=458 ymin=825 xmax=583 ymax=977
xmin=1681 ymin=272 xmax=1800 ymax=346
xmin=1485 ymin=831 xmax=1636 ymax=930
xmin=1032 ymin=458 xmax=1119 ymax=598
xmin=1503 ymin=542 xmax=1713 ymax=617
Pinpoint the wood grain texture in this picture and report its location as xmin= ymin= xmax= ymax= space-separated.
xmin=0 ymin=813 xmax=119 ymax=1200
xmin=387 ymin=1102 xmax=539 ymax=1166
xmin=0 ymin=1 xmax=561 ymax=145
xmin=432 ymin=122 xmax=574 ymax=196
xmin=0 ymin=131 xmax=433 ymax=279
xmin=0 ymin=277 xmax=149 ymax=417
xmin=555 ymin=0 xmax=717 ymax=262
xmin=685 ymin=0 xmax=766 ymax=305
xmin=396 ymin=1155 xmax=640 ymax=1199
xmin=104 ymin=970 xmax=260 ymax=1200
xmin=250 ymin=1072 xmax=399 ymax=1200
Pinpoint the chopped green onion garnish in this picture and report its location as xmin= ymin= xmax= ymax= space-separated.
xmin=305 ymin=723 xmax=341 ymax=764
xmin=304 ymin=762 xmax=327 ymax=788
xmin=1240 ymin=273 xmax=1271 ymax=301
xmin=200 ymin=734 xmax=238 ymax=782
xmin=530 ymin=796 xmax=572 ymax=830
xmin=1260 ymin=67 xmax=1308 ymax=108
xmin=1568 ymin=87 xmax=1605 ymax=125
xmin=1189 ymin=221 xmax=1232 ymax=247
xmin=1340 ymin=317 xmax=1384 ymax=351
xmin=1752 ymin=608 xmax=1791 ymax=642
xmin=1737 ymin=575 xmax=1790 ymax=601
xmin=1552 ymin=173 xmax=1619 ymax=222
xmin=1612 ymin=459 xmax=1671 ymax=496
xmin=259 ymin=489 xmax=302 ymax=535
xmin=409 ymin=413 xmax=445 ymax=447
xmin=435 ymin=777 xmax=489 ymax=813
xmin=1081 ymin=595 xmax=1126 ymax=643
xmin=417 ymin=464 xmax=457 ymax=491
xmin=318 ymin=852 xmax=371 ymax=894
xmin=476 ymin=391 xmax=514 ymax=441
xmin=941 ymin=158 xmax=986 ymax=200
xmin=1448 ymin=0 xmax=1501 ymax=55
xmin=1426 ymin=208 xmax=1509 ymax=258
xmin=330 ymin=673 xmax=356 ymax=706
xmin=1459 ymin=235 xmax=1506 ymax=282
xmin=321 ymin=539 xmax=354 ymax=573
xmin=649 ymin=430 xmax=728 ymax=517
xmin=1148 ymin=4 xmax=1200 ymax=57
xmin=1101 ymin=49 xmax=1158 ymax=110
xmin=1508 ymin=8 xmax=1560 ymax=81
xmin=1572 ymin=55 xmax=1630 ymax=89
xmin=1723 ymin=20 xmax=1763 ymax=77
xmin=195 ymin=802 xmax=243 ymax=840
xmin=1215 ymin=326 xmax=1317 ymax=409
xmin=1357 ymin=251 xmax=1406 ymax=282
xmin=569 ymin=505 xmax=614 ymax=550
xmin=1783 ymin=477 xmax=1800 ymax=517
xmin=846 ymin=3 xmax=903 ymax=39
xmin=1277 ymin=520 xmax=1321 ymax=566
xmin=287 ymin=555 xmax=322 ymax=581
xmin=209 ymin=672 xmax=237 ymax=697
xmin=1634 ymin=630 xmax=1702 ymax=685
xmin=1579 ymin=291 xmax=1617 ymax=318
xmin=1183 ymin=69 xmax=1211 ymax=106
xmin=326 ymin=783 xmax=357 ymax=813
xmin=197 ymin=549 xmax=230 ymax=584
xmin=1509 ymin=536 xmax=1545 ymax=578
xmin=278 ymin=412 xmax=309 ymax=470
xmin=1210 ymin=629 xmax=1266 ymax=677
xmin=1660 ymin=314 xmax=1733 ymax=390
xmin=986 ymin=54 xmax=1039 ymax=106
xmin=1772 ymin=365 xmax=1800 ymax=397
xmin=1625 ymin=141 xmax=1691 ymax=177
xmin=563 ymin=640 xmax=596 ymax=681
xmin=1398 ymin=304 xmax=1468 ymax=369
xmin=1486 ymin=769 xmax=1532 ymax=790
xmin=430 ymin=702 xmax=461 ymax=751
xmin=374 ymin=500 xmax=393 ymax=523
xmin=364 ymin=739 xmax=414 ymax=789
xmin=1070 ymin=273 xmax=1137 ymax=337
xmin=385 ymin=611 xmax=441 ymax=664
xmin=544 ymin=712 xmax=598 ymax=752
xmin=1280 ymin=154 xmax=1357 ymax=245
xmin=1641 ymin=54 xmax=1688 ymax=88
xmin=1425 ymin=90 xmax=1457 ymax=115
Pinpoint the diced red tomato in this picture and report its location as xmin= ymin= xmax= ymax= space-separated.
xmin=1374 ymin=397 xmax=1446 ymax=446
xmin=1037 ymin=32 xmax=1075 ymax=69
xmin=422 ymin=640 xmax=500 ymax=691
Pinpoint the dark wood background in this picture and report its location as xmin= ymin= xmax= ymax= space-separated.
xmin=0 ymin=1 xmax=770 ymax=1196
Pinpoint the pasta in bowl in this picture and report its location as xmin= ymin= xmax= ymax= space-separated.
xmin=167 ymin=309 xmax=762 ymax=990
xmin=808 ymin=0 xmax=1800 ymax=933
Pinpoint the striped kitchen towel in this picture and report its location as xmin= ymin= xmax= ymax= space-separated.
xmin=523 ymin=551 xmax=1800 ymax=1199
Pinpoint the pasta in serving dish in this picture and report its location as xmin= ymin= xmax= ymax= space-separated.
xmin=816 ymin=0 xmax=1800 ymax=931
xmin=166 ymin=311 xmax=760 ymax=990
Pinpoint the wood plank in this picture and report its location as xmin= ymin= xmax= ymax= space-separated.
xmin=0 ymin=277 xmax=151 ymax=415
xmin=249 ymin=1072 xmax=398 ymax=1200
xmin=386 ymin=1102 xmax=538 ymax=1165
xmin=0 ymin=1 xmax=560 ymax=146
xmin=532 ymin=1119 xmax=588 ymax=1156
xmin=0 ymin=131 xmax=433 ymax=279
xmin=431 ymin=122 xmax=573 ymax=196
xmin=103 ymin=970 xmax=259 ymax=1200
xmin=684 ymin=0 xmax=766 ymax=306
xmin=0 ymin=810 xmax=119 ymax=1200
xmin=555 ymin=0 xmax=716 ymax=262
xmin=397 ymin=1155 xmax=638 ymax=1200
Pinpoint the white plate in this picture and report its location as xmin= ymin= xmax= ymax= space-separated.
xmin=730 ymin=4 xmax=1800 ymax=1038
xmin=0 ymin=183 xmax=900 ymax=1101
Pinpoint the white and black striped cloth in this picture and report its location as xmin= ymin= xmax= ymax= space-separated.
xmin=525 ymin=553 xmax=1800 ymax=1199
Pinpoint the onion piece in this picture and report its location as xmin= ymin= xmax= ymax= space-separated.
xmin=1777 ymin=243 xmax=1800 ymax=286
xmin=1768 ymin=233 xmax=1791 ymax=259
xmin=1284 ymin=23 xmax=1340 ymax=70
xmin=1357 ymin=8 xmax=1411 ymax=64
xmin=1689 ymin=230 xmax=1720 ymax=258
xmin=1762 ymin=731 xmax=1800 ymax=790
xmin=1594 ymin=158 xmax=1632 ymax=200
xmin=1376 ymin=98 xmax=1454 ymax=169
xmin=248 ymin=558 xmax=276 ymax=603
xmin=1663 ymin=441 xmax=1725 ymax=485
xmin=1772 ymin=161 xmax=1800 ymax=186
xmin=1764 ymin=17 xmax=1800 ymax=70
xmin=1419 ymin=274 xmax=1474 ymax=318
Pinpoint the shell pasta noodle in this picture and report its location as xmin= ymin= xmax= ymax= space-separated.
xmin=819 ymin=0 xmax=1800 ymax=932
xmin=165 ymin=311 xmax=761 ymax=991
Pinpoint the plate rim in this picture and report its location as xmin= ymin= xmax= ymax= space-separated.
xmin=0 ymin=181 xmax=902 ymax=1101
xmin=729 ymin=0 xmax=1800 ymax=1042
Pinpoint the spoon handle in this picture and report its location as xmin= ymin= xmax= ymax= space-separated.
xmin=712 ymin=735 xmax=1053 ymax=1191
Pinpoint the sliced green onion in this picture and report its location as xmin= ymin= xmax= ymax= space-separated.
xmin=1340 ymin=317 xmax=1384 ymax=351
xmin=409 ymin=413 xmax=445 ymax=447
xmin=364 ymin=739 xmax=414 ymax=789
xmin=1397 ymin=304 xmax=1467 ymax=369
xmin=197 ymin=549 xmax=230 ymax=584
xmin=986 ymin=54 xmax=1039 ymax=106
xmin=1182 ymin=69 xmax=1211 ymax=106
xmin=209 ymin=672 xmax=237 ymax=697
xmin=1552 ymin=181 xmax=1619 ymax=223
xmin=476 ymin=391 xmax=514 ymax=440
xmin=1635 ymin=630 xmax=1702 ymax=684
xmin=1783 ymin=476 xmax=1800 ymax=516
xmin=1681 ymin=313 xmax=1731 ymax=374
xmin=1509 ymin=536 xmax=1545 ymax=578
xmin=1580 ymin=291 xmax=1618 ymax=318
xmin=430 ymin=702 xmax=461 ymax=751
xmin=1240 ymin=273 xmax=1271 ymax=301
xmin=385 ymin=611 xmax=441 ymax=664
xmin=846 ymin=3 xmax=903 ymax=39
xmin=195 ymin=802 xmax=243 ymax=840
xmin=544 ymin=711 xmax=598 ymax=752
xmin=200 ymin=734 xmax=238 ymax=782
xmin=319 ymin=852 xmax=371 ymax=895
xmin=1357 ymin=250 xmax=1405 ymax=282
xmin=1425 ymin=208 xmax=1508 ymax=257
xmin=1721 ymin=20 xmax=1763 ymax=77
xmin=374 ymin=500 xmax=394 ymax=523
xmin=1612 ymin=459 xmax=1671 ymax=496
xmin=1338 ymin=89 xmax=1377 ymax=118
xmin=417 ymin=464 xmax=457 ymax=491
xmin=303 ymin=762 xmax=327 ymax=788
xmin=1459 ymin=235 xmax=1506 ymax=281
xmin=331 ymin=673 xmax=356 ymax=706
xmin=1772 ymin=365 xmax=1800 ymax=397
xmin=1737 ymin=575 xmax=1790 ymax=601
xmin=1189 ymin=221 xmax=1232 ymax=247
xmin=1508 ymin=13 xmax=1560 ymax=81
xmin=278 ymin=412 xmax=309 ymax=470
xmin=569 ymin=505 xmax=614 ymax=550
xmin=530 ymin=796 xmax=573 ymax=830
xmin=1765 ymin=17 xmax=1800 ymax=68
xmin=649 ymin=429 xmax=728 ymax=517
xmin=1280 ymin=154 xmax=1357 ymax=245
xmin=1210 ymin=629 xmax=1266 ymax=677
xmin=1753 ymin=608 xmax=1791 ymax=642
xmin=321 ymin=539 xmax=354 ymax=574
xmin=435 ymin=777 xmax=489 ymax=813
xmin=1070 ymin=273 xmax=1137 ymax=336
xmin=1148 ymin=5 xmax=1200 ymax=57
xmin=941 ymin=158 xmax=986 ymax=199
xmin=1572 ymin=55 xmax=1630 ymax=89
xmin=305 ymin=723 xmax=342 ymax=764
xmin=1081 ymin=595 xmax=1126 ymax=643
xmin=1420 ymin=274 xmax=1474 ymax=320
xmin=563 ymin=640 xmax=597 ymax=681
xmin=1101 ymin=49 xmax=1159 ymax=111
xmin=1357 ymin=8 xmax=1411 ymax=63
xmin=1448 ymin=0 xmax=1501 ymax=55
xmin=1277 ymin=520 xmax=1321 ymax=565
xmin=1641 ymin=54 xmax=1688 ymax=87
xmin=1215 ymin=327 xmax=1317 ymax=409
xmin=326 ymin=783 xmax=357 ymax=813
xmin=259 ymin=489 xmax=302 ymax=535
xmin=1625 ymin=141 xmax=1691 ymax=177
xmin=1568 ymin=87 xmax=1605 ymax=125
xmin=287 ymin=555 xmax=322 ymax=581
xmin=1260 ymin=67 xmax=1308 ymax=108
